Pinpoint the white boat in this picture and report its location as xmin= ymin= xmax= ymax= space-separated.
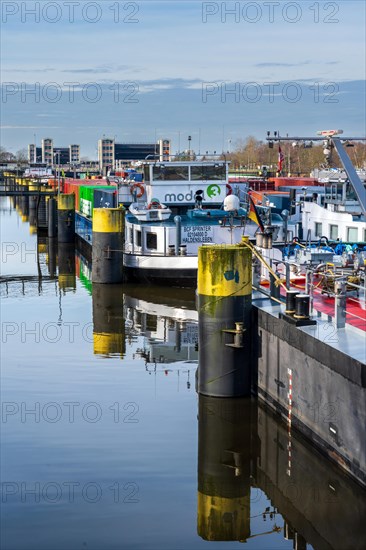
xmin=129 ymin=200 xmax=172 ymax=222
xmin=122 ymin=159 xmax=285 ymax=286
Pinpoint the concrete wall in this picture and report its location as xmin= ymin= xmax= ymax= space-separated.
xmin=252 ymin=306 xmax=366 ymax=487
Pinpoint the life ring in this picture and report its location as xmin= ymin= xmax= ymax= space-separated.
xmin=130 ymin=183 xmax=145 ymax=198
xmin=147 ymin=200 xmax=162 ymax=210
xmin=226 ymin=184 xmax=232 ymax=195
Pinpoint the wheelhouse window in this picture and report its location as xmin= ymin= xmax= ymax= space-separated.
xmin=190 ymin=164 xmax=226 ymax=181
xmin=143 ymin=165 xmax=150 ymax=182
xmin=136 ymin=230 xmax=142 ymax=247
xmin=314 ymin=222 xmax=322 ymax=237
xmin=329 ymin=224 xmax=338 ymax=240
xmin=153 ymin=165 xmax=189 ymax=181
xmin=146 ymin=232 xmax=157 ymax=250
xmin=347 ymin=227 xmax=358 ymax=242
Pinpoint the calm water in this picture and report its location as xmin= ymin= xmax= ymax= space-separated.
xmin=1 ymin=196 xmax=365 ymax=550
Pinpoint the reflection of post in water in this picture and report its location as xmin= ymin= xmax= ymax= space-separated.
xmin=58 ymin=243 xmax=76 ymax=291
xmin=20 ymin=183 xmax=29 ymax=222
xmin=197 ymin=396 xmax=251 ymax=542
xmin=92 ymin=284 xmax=125 ymax=357
xmin=47 ymin=237 xmax=57 ymax=278
xmin=28 ymin=183 xmax=38 ymax=234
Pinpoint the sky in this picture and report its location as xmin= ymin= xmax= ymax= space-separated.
xmin=1 ymin=0 xmax=366 ymax=158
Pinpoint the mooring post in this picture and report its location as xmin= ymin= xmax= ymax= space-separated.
xmin=92 ymin=208 xmax=124 ymax=284
xmin=197 ymin=242 xmax=252 ymax=397
xmin=174 ymin=215 xmax=182 ymax=256
xmin=57 ymin=194 xmax=75 ymax=243
xmin=48 ymin=197 xmax=57 ymax=238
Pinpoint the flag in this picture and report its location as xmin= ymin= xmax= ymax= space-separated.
xmin=248 ymin=196 xmax=264 ymax=232
xmin=278 ymin=145 xmax=285 ymax=173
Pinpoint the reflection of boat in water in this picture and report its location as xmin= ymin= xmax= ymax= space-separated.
xmin=124 ymin=284 xmax=198 ymax=369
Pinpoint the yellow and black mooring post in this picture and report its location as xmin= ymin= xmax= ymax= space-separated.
xmin=92 ymin=208 xmax=124 ymax=284
xmin=57 ymin=194 xmax=75 ymax=243
xmin=92 ymin=284 xmax=125 ymax=357
xmin=197 ymin=396 xmax=251 ymax=542
xmin=197 ymin=243 xmax=252 ymax=397
xmin=48 ymin=197 xmax=57 ymax=238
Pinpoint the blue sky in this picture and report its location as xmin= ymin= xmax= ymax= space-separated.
xmin=1 ymin=1 xmax=365 ymax=157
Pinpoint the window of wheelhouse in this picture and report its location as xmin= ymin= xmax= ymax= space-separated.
xmin=329 ymin=224 xmax=338 ymax=240
xmin=347 ymin=227 xmax=358 ymax=242
xmin=143 ymin=165 xmax=150 ymax=182
xmin=152 ymin=165 xmax=189 ymax=181
xmin=136 ymin=230 xmax=142 ymax=247
xmin=314 ymin=222 xmax=322 ymax=237
xmin=190 ymin=164 xmax=226 ymax=180
xmin=146 ymin=232 xmax=157 ymax=250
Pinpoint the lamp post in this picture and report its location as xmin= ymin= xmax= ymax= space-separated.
xmin=188 ymin=135 xmax=192 ymax=159
xmin=54 ymin=151 xmax=61 ymax=195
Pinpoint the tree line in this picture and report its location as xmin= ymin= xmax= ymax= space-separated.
xmin=224 ymin=136 xmax=366 ymax=176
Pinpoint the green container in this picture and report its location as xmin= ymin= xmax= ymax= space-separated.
xmin=78 ymin=185 xmax=112 ymax=218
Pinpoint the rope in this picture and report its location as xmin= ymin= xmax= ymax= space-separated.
xmin=241 ymin=240 xmax=287 ymax=291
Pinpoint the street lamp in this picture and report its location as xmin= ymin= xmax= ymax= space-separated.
xmin=188 ymin=135 xmax=192 ymax=159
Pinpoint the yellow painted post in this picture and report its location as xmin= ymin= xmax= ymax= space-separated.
xmin=197 ymin=244 xmax=252 ymax=397
xmin=92 ymin=208 xmax=124 ymax=284
xmin=57 ymin=193 xmax=75 ymax=243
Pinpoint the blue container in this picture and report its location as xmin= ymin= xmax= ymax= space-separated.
xmin=129 ymin=173 xmax=143 ymax=182
xmin=93 ymin=188 xmax=118 ymax=210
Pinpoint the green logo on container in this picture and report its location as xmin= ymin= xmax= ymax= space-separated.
xmin=207 ymin=184 xmax=221 ymax=198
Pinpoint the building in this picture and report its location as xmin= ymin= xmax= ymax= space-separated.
xmin=53 ymin=147 xmax=70 ymax=165
xmin=31 ymin=139 xmax=80 ymax=165
xmin=28 ymin=144 xmax=42 ymax=164
xmin=157 ymin=139 xmax=171 ymax=162
xmin=69 ymin=144 xmax=80 ymax=164
xmin=41 ymin=138 xmax=54 ymax=165
xmin=98 ymin=138 xmax=115 ymax=172
xmin=98 ymin=138 xmax=171 ymax=171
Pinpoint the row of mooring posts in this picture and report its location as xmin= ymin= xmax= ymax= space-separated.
xmin=53 ymin=194 xmax=125 ymax=283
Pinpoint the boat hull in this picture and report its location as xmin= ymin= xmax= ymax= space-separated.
xmin=123 ymin=253 xmax=198 ymax=287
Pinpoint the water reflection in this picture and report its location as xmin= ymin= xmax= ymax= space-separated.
xmin=254 ymin=401 xmax=366 ymax=550
xmin=197 ymin=396 xmax=251 ymax=542
xmin=93 ymin=283 xmax=125 ymax=357
xmin=2 ymin=197 xmax=366 ymax=550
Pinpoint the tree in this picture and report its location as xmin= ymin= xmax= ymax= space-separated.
xmin=0 ymin=146 xmax=15 ymax=162
xmin=15 ymin=148 xmax=28 ymax=165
